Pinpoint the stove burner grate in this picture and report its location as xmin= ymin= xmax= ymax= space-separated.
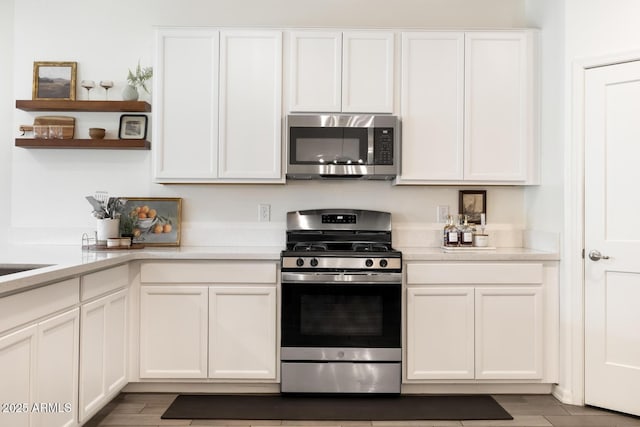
xmin=293 ymin=243 xmax=329 ymax=252
xmin=352 ymin=243 xmax=390 ymax=252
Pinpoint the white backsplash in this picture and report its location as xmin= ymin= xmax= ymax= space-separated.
xmin=392 ymin=223 xmax=525 ymax=249
xmin=8 ymin=221 xmax=534 ymax=250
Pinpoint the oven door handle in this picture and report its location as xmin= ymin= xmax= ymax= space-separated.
xmin=281 ymin=272 xmax=401 ymax=284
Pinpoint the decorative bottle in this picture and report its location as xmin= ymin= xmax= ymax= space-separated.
xmin=444 ymin=215 xmax=459 ymax=247
xmin=459 ymin=215 xmax=474 ymax=246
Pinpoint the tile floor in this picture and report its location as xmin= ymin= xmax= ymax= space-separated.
xmin=84 ymin=393 xmax=640 ymax=427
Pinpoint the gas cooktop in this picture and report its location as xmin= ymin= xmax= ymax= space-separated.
xmin=281 ymin=209 xmax=401 ymax=272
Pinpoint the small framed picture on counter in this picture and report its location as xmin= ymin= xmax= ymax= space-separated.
xmin=459 ymin=190 xmax=486 ymax=224
xmin=119 ymin=197 xmax=181 ymax=246
xmin=32 ymin=61 xmax=77 ymax=100
xmin=119 ymin=114 xmax=148 ymax=140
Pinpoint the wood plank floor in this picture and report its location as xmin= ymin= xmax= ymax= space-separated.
xmin=84 ymin=393 xmax=640 ymax=427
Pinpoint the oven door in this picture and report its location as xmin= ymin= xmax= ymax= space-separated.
xmin=281 ymin=274 xmax=401 ymax=350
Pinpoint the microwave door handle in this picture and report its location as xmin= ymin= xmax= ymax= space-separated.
xmin=367 ymin=128 xmax=374 ymax=165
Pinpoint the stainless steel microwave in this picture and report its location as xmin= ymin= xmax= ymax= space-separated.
xmin=286 ymin=114 xmax=399 ymax=180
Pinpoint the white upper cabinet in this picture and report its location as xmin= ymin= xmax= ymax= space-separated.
xmin=154 ymin=28 xmax=283 ymax=183
xmin=154 ymin=28 xmax=220 ymax=181
xmin=342 ymin=31 xmax=395 ymax=113
xmin=398 ymin=30 xmax=539 ymax=185
xmin=464 ymin=31 xmax=536 ymax=183
xmin=289 ymin=31 xmax=342 ymax=112
xmin=288 ymin=30 xmax=394 ymax=113
xmin=218 ymin=31 xmax=282 ymax=179
xmin=400 ymin=32 xmax=464 ymax=182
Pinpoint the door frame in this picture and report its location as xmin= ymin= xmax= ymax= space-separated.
xmin=563 ymin=49 xmax=640 ymax=406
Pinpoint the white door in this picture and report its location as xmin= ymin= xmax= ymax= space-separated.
xmin=208 ymin=286 xmax=277 ymax=379
xmin=153 ymin=28 xmax=220 ymax=181
xmin=399 ymin=32 xmax=464 ymax=182
xmin=80 ymin=291 xmax=128 ymax=422
xmin=342 ymin=31 xmax=394 ymax=113
xmin=406 ymin=286 xmax=474 ymax=379
xmin=139 ymin=285 xmax=208 ymax=378
xmin=464 ymin=32 xmax=531 ymax=182
xmin=35 ymin=309 xmax=79 ymax=427
xmin=218 ymin=30 xmax=282 ymax=179
xmin=475 ymin=287 xmax=543 ymax=379
xmin=289 ymin=31 xmax=342 ymax=112
xmin=584 ymin=60 xmax=640 ymax=416
xmin=0 ymin=325 xmax=36 ymax=427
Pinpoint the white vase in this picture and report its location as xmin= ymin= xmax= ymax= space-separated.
xmin=122 ymin=85 xmax=139 ymax=101
xmin=96 ymin=218 xmax=120 ymax=243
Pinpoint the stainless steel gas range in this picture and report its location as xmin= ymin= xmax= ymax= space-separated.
xmin=280 ymin=209 xmax=402 ymax=394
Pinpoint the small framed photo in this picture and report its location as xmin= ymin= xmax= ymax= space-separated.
xmin=32 ymin=61 xmax=77 ymax=100
xmin=118 ymin=114 xmax=148 ymax=140
xmin=118 ymin=197 xmax=182 ymax=246
xmin=459 ymin=190 xmax=487 ymax=224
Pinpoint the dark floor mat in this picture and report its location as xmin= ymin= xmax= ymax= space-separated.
xmin=161 ymin=394 xmax=513 ymax=420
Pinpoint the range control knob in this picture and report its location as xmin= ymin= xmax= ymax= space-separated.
xmin=310 ymin=258 xmax=319 ymax=267
xmin=365 ymin=259 xmax=374 ymax=267
xmin=379 ymin=259 xmax=388 ymax=268
xmin=296 ymin=258 xmax=304 ymax=267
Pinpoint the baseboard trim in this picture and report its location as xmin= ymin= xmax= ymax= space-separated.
xmin=123 ymin=382 xmax=554 ymax=395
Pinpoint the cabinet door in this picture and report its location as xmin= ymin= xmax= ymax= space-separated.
xmin=79 ymin=289 xmax=128 ymax=422
xmin=218 ymin=30 xmax=282 ymax=180
xmin=464 ymin=31 xmax=534 ymax=182
xmin=0 ymin=325 xmax=36 ymax=427
xmin=289 ymin=31 xmax=342 ymax=112
xmin=35 ymin=309 xmax=79 ymax=427
xmin=154 ymin=28 xmax=220 ymax=181
xmin=399 ymin=32 xmax=464 ymax=182
xmin=406 ymin=287 xmax=474 ymax=379
xmin=139 ymin=286 xmax=208 ymax=379
xmin=475 ymin=287 xmax=543 ymax=379
xmin=342 ymin=31 xmax=394 ymax=113
xmin=209 ymin=286 xmax=277 ymax=379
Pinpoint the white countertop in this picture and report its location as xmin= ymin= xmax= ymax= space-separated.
xmin=0 ymin=244 xmax=559 ymax=297
xmin=399 ymin=246 xmax=559 ymax=261
xmin=0 ymin=245 xmax=281 ymax=296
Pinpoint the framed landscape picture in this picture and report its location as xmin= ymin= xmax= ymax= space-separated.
xmin=32 ymin=61 xmax=77 ymax=100
xmin=119 ymin=197 xmax=182 ymax=246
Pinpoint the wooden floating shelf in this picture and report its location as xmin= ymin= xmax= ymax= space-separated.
xmin=15 ymin=138 xmax=151 ymax=150
xmin=15 ymin=100 xmax=151 ymax=112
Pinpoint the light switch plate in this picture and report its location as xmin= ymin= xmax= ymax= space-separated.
xmin=437 ymin=205 xmax=449 ymax=223
xmin=258 ymin=204 xmax=271 ymax=222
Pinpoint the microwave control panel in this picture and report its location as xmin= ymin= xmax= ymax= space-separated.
xmin=373 ymin=128 xmax=394 ymax=165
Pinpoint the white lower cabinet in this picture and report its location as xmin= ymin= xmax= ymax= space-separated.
xmin=79 ymin=289 xmax=128 ymax=423
xmin=0 ymin=309 xmax=79 ymax=427
xmin=0 ymin=325 xmax=36 ymax=427
xmin=407 ymin=287 xmax=474 ymax=379
xmin=209 ymin=286 xmax=277 ymax=379
xmin=138 ymin=261 xmax=278 ymax=381
xmin=475 ymin=287 xmax=543 ymax=379
xmin=406 ymin=262 xmax=553 ymax=382
xmin=139 ymin=286 xmax=209 ymax=379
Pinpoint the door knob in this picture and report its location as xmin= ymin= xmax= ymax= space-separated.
xmin=588 ymin=250 xmax=610 ymax=261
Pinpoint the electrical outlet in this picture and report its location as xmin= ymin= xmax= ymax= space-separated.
xmin=258 ymin=204 xmax=271 ymax=222
xmin=437 ymin=205 xmax=450 ymax=223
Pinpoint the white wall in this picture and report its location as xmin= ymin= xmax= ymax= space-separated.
xmin=6 ymin=0 xmax=529 ymax=245
xmin=523 ymin=1 xmax=565 ymax=236
xmin=523 ymin=0 xmax=640 ymax=406
xmin=0 ymin=1 xmax=14 ymax=246
xmin=562 ymin=0 xmax=640 ymax=407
